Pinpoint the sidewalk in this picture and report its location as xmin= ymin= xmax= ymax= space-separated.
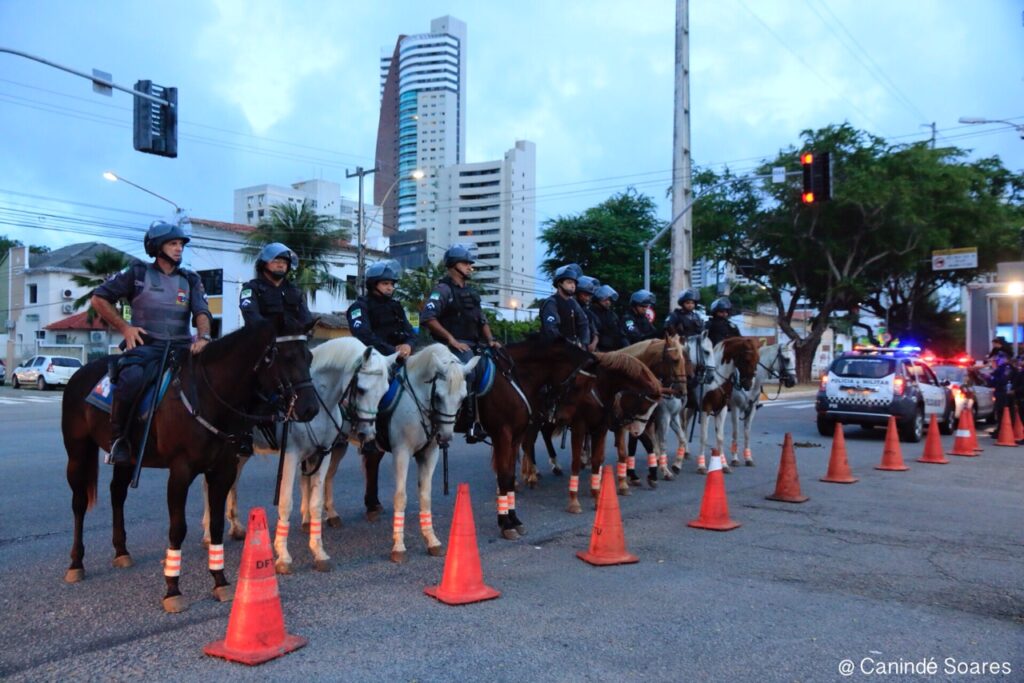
xmin=762 ymin=382 xmax=819 ymax=399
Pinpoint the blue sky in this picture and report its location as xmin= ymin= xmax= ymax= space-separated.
xmin=1 ymin=0 xmax=1021 ymax=265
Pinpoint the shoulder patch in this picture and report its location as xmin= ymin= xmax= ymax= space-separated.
xmin=350 ymin=308 xmax=362 ymax=319
xmin=240 ymin=288 xmax=252 ymax=299
xmin=430 ymin=292 xmax=441 ymax=300
xmin=625 ymin=320 xmax=635 ymax=329
xmin=546 ymin=315 xmax=556 ymax=323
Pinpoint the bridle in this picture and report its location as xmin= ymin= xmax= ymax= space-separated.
xmin=400 ymin=363 xmax=461 ymax=444
xmin=339 ymin=356 xmax=383 ymax=430
xmin=756 ymin=345 xmax=797 ymax=399
xmin=654 ymin=339 xmax=688 ymax=395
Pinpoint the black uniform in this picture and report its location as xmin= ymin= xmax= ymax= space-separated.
xmin=539 ymin=294 xmax=590 ymax=347
xmin=591 ymin=307 xmax=623 ymax=351
xmin=239 ymin=277 xmax=313 ymax=329
xmin=705 ymin=316 xmax=740 ymax=346
xmin=346 ymin=293 xmax=416 ymax=355
xmin=420 ymin=275 xmax=485 ymax=362
xmin=664 ymin=308 xmax=704 ymax=338
xmin=621 ymin=309 xmax=657 ymax=346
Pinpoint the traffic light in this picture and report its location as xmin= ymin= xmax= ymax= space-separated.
xmin=133 ymin=80 xmax=178 ymax=158
xmin=800 ymin=151 xmax=831 ymax=203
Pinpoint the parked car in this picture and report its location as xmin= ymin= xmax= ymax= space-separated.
xmin=926 ymin=355 xmax=997 ymax=424
xmin=10 ymin=355 xmax=83 ymax=390
xmin=0 ymin=359 xmax=5 ymax=385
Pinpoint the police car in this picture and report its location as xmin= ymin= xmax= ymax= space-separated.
xmin=924 ymin=352 xmax=996 ymax=424
xmin=815 ymin=346 xmax=955 ymax=442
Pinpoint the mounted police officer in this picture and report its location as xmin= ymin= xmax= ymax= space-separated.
xmin=621 ymin=289 xmax=657 ymax=345
xmin=575 ymin=275 xmax=601 ymax=352
xmin=539 ymin=263 xmax=590 ymax=348
xmin=421 ymin=244 xmax=499 ymax=442
xmin=664 ymin=288 xmax=704 ymax=338
xmin=346 ymin=259 xmax=415 ymax=359
xmin=239 ymin=242 xmax=313 ymax=329
xmin=91 ymin=221 xmax=212 ymax=465
xmin=591 ymin=284 xmax=625 ymax=351
xmin=705 ymin=296 xmax=741 ymax=346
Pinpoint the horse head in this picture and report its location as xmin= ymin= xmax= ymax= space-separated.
xmin=659 ymin=332 xmax=689 ymax=395
xmin=407 ymin=345 xmax=479 ymax=447
xmin=254 ymin=316 xmax=319 ymax=422
xmin=687 ymin=331 xmax=716 ymax=384
xmin=777 ymin=342 xmax=798 ymax=388
xmin=597 ymin=353 xmax=662 ymax=436
xmin=723 ymin=338 xmax=760 ymax=391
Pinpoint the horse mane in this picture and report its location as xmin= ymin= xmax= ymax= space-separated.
xmin=200 ymin=318 xmax=274 ymax=365
xmin=596 ymin=352 xmax=661 ymax=392
xmin=407 ymin=344 xmax=465 ymax=395
xmin=618 ymin=338 xmax=659 ymax=359
xmin=508 ymin=334 xmax=594 ymax=366
xmin=722 ymin=337 xmax=759 ymax=374
xmin=312 ymin=337 xmax=385 ymax=374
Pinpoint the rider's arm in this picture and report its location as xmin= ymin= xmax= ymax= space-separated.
xmin=347 ymin=302 xmax=395 ymax=355
xmin=92 ymin=264 xmax=145 ymax=348
xmin=538 ymin=299 xmax=560 ymax=342
xmin=239 ymin=281 xmax=266 ymax=326
xmin=424 ymin=319 xmax=459 ymax=346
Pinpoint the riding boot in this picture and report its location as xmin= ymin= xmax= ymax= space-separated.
xmin=238 ymin=431 xmax=254 ymax=457
xmin=464 ymin=397 xmax=488 ymax=444
xmin=107 ymin=398 xmax=134 ymax=466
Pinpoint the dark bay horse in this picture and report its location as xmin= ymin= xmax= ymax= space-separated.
xmin=61 ymin=318 xmax=318 ymax=612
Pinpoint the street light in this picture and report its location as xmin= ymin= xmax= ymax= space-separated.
xmin=958 ymin=117 xmax=1024 ymax=140
xmin=510 ymin=299 xmax=518 ymax=323
xmin=102 ymin=171 xmax=183 ymax=215
xmin=356 ymin=169 xmax=424 ymax=295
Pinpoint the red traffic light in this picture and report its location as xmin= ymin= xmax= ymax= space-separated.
xmin=802 ymin=191 xmax=815 ymax=204
xmin=801 ymin=153 xmax=814 ymax=165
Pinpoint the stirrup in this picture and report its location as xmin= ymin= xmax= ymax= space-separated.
xmin=107 ymin=438 xmax=133 ymax=466
xmin=466 ymin=422 xmax=488 ymax=444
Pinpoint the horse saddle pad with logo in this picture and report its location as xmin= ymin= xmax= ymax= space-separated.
xmin=469 ymin=355 xmax=496 ymax=397
xmin=84 ymin=371 xmax=173 ymax=421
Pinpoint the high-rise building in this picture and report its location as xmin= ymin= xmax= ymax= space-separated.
xmin=375 ymin=15 xmax=467 ymax=237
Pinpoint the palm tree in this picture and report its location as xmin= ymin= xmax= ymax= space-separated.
xmin=395 ymin=260 xmax=448 ymax=314
xmin=71 ymin=249 xmax=132 ymax=321
xmin=244 ymin=202 xmax=351 ymax=304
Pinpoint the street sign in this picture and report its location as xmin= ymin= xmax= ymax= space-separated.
xmin=91 ymin=69 xmax=112 ymax=96
xmin=931 ymin=247 xmax=978 ymax=271
xmin=771 ymin=167 xmax=786 ymax=183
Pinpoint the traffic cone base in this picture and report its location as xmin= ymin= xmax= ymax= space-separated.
xmin=766 ymin=433 xmax=809 ymax=503
xmin=965 ymin=408 xmax=983 ymax=454
xmin=821 ymin=422 xmax=858 ymax=483
xmin=948 ymin=409 xmax=978 ymax=457
xmin=1013 ymin=406 xmax=1024 ymax=442
xmin=424 ymin=483 xmax=500 ymax=605
xmin=917 ymin=415 xmax=950 ymax=464
xmin=688 ymin=456 xmax=741 ymax=531
xmin=204 ymin=507 xmax=307 ymax=665
xmin=876 ymin=415 xmax=909 ymax=471
xmin=577 ymin=466 xmax=639 ymax=566
xmin=995 ymin=408 xmax=1017 ymax=447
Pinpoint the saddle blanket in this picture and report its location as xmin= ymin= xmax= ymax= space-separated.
xmin=84 ymin=371 xmax=173 ymax=421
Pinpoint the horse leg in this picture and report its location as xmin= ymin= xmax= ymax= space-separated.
xmin=361 ymin=443 xmax=385 ymax=522
xmin=614 ymin=429 xmax=631 ymax=495
xmin=729 ymin=407 xmax=741 ymax=468
xmin=697 ymin=411 xmax=709 ymax=474
xmin=204 ymin=458 xmax=236 ymax=602
xmin=544 ymin=424 xmax=562 ymax=476
xmin=273 ymin=450 xmax=298 ymax=574
xmin=390 ymin=446 xmax=411 ymax=563
xmin=567 ymin=425 xmax=584 ymax=514
xmin=653 ymin=406 xmax=674 ymax=482
xmin=640 ymin=430 xmax=659 ymax=488
xmin=307 ymin=460 xmax=332 ymax=572
xmin=495 ymin=429 xmax=522 ymax=539
xmin=162 ymin=463 xmax=198 ymax=613
xmin=64 ymin=439 xmax=98 ymax=583
xmin=322 ymin=447 xmax=345 ymax=527
xmin=506 ymin=437 xmax=527 ymax=536
xmin=670 ymin=402 xmax=688 ymax=472
xmin=626 ymin=433 xmax=642 ymax=486
xmin=520 ymin=424 xmax=540 ymax=489
xmin=717 ymin=411 xmax=732 ymax=473
xmin=590 ymin=431 xmax=608 ymax=509
xmin=109 ymin=463 xmax=134 ymax=568
xmin=417 ymin=445 xmax=444 ymax=557
xmin=226 ymin=456 xmax=247 ymax=540
xmin=743 ymin=405 xmax=756 ymax=466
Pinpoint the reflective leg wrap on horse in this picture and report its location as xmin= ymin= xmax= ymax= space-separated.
xmin=506 ymin=492 xmax=524 ymax=533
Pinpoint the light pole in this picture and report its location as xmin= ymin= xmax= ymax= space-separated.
xmin=510 ymin=299 xmax=518 ymax=323
xmin=349 ymin=168 xmax=423 ymax=295
xmin=103 ymin=171 xmax=184 ymax=217
xmin=958 ymin=117 xmax=1024 ymax=140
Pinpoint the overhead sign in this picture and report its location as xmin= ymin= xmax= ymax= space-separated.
xmin=932 ymin=247 xmax=977 ymax=271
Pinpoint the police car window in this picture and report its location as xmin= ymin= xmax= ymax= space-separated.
xmin=932 ymin=366 xmax=966 ymax=384
xmin=909 ymin=363 xmax=936 ymax=385
xmin=831 ymin=358 xmax=894 ymax=378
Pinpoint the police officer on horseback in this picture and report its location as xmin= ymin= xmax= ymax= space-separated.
xmin=621 ymin=289 xmax=657 ymax=345
xmin=591 ymin=284 xmax=624 ymax=351
xmin=539 ymin=263 xmax=590 ymax=349
xmin=346 ymin=259 xmax=415 ymax=359
xmin=705 ymin=296 xmax=741 ymax=345
xmin=664 ymin=288 xmax=704 ymax=338
xmin=575 ymin=275 xmax=601 ymax=352
xmin=239 ymin=242 xmax=313 ymax=329
xmin=91 ymin=221 xmax=212 ymax=465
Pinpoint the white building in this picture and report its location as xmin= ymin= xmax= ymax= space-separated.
xmin=375 ymin=15 xmax=467 ymax=236
xmin=233 ymin=179 xmax=386 ymax=251
xmin=435 ymin=141 xmax=536 ymax=308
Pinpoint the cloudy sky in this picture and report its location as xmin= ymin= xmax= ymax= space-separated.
xmin=1 ymin=0 xmax=1021 ymax=267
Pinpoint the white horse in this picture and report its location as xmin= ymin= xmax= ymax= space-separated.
xmin=203 ymin=337 xmax=395 ymax=574
xmin=725 ymin=340 xmax=797 ymax=466
xmin=302 ymin=344 xmax=479 ymax=563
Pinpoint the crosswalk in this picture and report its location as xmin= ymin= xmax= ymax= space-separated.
xmin=758 ymin=398 xmax=815 ymax=410
xmin=0 ymin=394 xmax=64 ymax=406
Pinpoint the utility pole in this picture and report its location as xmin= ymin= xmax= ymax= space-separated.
xmin=346 ymin=166 xmax=377 ymax=296
xmin=670 ymin=0 xmax=693 ymax=297
xmin=921 ymin=122 xmax=936 ymax=148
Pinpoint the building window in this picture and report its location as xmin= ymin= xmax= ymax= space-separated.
xmin=56 ymin=334 xmax=69 ymax=344
xmin=28 ymin=284 xmax=37 ymax=304
xmin=198 ymin=269 xmax=224 ymax=297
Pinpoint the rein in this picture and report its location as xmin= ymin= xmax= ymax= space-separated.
xmin=399 ymin=363 xmax=460 ymax=444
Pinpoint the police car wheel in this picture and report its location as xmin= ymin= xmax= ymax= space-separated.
xmin=816 ymin=415 xmax=836 ymax=437
xmin=899 ymin=406 xmax=924 ymax=443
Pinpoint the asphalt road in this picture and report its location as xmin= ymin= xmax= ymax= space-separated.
xmin=0 ymin=384 xmax=1021 ymax=682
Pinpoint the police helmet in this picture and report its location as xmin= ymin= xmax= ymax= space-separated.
xmin=577 ymin=275 xmax=601 ymax=296
xmin=629 ymin=289 xmax=656 ymax=307
xmin=256 ymin=242 xmax=299 ymax=271
xmin=366 ymin=259 xmax=402 ymax=289
xmin=710 ymin=296 xmax=733 ymax=314
xmin=553 ymin=263 xmax=583 ymax=286
xmin=594 ymin=284 xmax=618 ymax=302
xmin=444 ymin=244 xmax=475 ymax=268
xmin=677 ymin=288 xmax=700 ymax=306
xmin=143 ymin=221 xmax=191 ymax=257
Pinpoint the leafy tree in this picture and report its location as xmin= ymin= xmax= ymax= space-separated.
xmin=0 ymin=236 xmax=51 ymax=258
xmin=395 ymin=260 xmax=448 ymax=314
xmin=244 ymin=202 xmax=351 ymax=304
xmin=539 ymin=189 xmax=670 ymax=312
xmin=70 ymin=250 xmax=132 ymax=321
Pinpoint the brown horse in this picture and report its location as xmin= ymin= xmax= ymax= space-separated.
xmin=61 ymin=318 xmax=319 ymax=612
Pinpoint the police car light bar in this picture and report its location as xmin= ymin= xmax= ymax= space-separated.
xmin=851 ymin=345 xmax=922 ymax=354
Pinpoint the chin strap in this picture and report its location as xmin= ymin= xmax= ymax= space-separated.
xmin=157 ymin=252 xmax=182 ymax=268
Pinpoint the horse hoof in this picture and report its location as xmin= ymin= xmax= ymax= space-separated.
xmin=723 ymin=467 xmax=733 ymax=475
xmin=313 ymin=559 xmax=333 ymax=573
xmin=162 ymin=595 xmax=188 ymax=613
xmin=366 ymin=505 xmax=383 ymax=523
xmin=390 ymin=550 xmax=408 ymax=564
xmin=567 ymin=500 xmax=582 ymax=514
xmin=427 ymin=544 xmax=445 ymax=557
xmin=647 ymin=478 xmax=658 ymax=489
xmin=64 ymin=568 xmax=84 ymax=584
xmin=327 ymin=515 xmax=343 ymax=528
xmin=501 ymin=528 xmax=520 ymax=541
xmin=730 ymin=459 xmax=740 ymax=468
xmin=201 ymin=538 xmax=210 ymax=548
xmin=671 ymin=465 xmax=681 ymax=474
xmin=661 ymin=470 xmax=675 ymax=481
xmin=552 ymin=467 xmax=563 ymax=477
xmin=301 ymin=522 xmax=310 ymax=533
xmin=211 ymin=585 xmax=234 ymax=602
xmin=526 ymin=477 xmax=538 ymax=490
xmin=627 ymin=478 xmax=641 ymax=487
xmin=745 ymin=459 xmax=755 ymax=467
xmin=514 ymin=524 xmax=526 ymax=536
xmin=275 ymin=561 xmax=292 ymax=575
xmin=618 ymin=485 xmax=631 ymax=497
xmin=230 ymin=527 xmax=246 ymax=541
xmin=697 ymin=466 xmax=707 ymax=475
xmin=112 ymin=554 xmax=134 ymax=569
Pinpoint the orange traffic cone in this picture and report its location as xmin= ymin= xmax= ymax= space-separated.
xmin=875 ymin=415 xmax=909 ymax=471
xmin=425 ymin=484 xmax=500 ymax=605
xmin=964 ymin=407 xmax=982 ymax=454
xmin=948 ymin=410 xmax=977 ymax=457
xmin=687 ymin=455 xmax=741 ymax=531
xmin=1013 ymin=405 xmax=1024 ymax=442
xmin=917 ymin=415 xmax=949 ymax=464
xmin=766 ymin=433 xmax=809 ymax=503
xmin=995 ymin=407 xmax=1017 ymax=447
xmin=204 ymin=507 xmax=306 ymax=665
xmin=821 ymin=422 xmax=858 ymax=483
xmin=577 ymin=466 xmax=639 ymax=566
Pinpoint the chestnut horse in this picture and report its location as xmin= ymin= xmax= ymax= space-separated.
xmin=61 ymin=318 xmax=318 ymax=612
